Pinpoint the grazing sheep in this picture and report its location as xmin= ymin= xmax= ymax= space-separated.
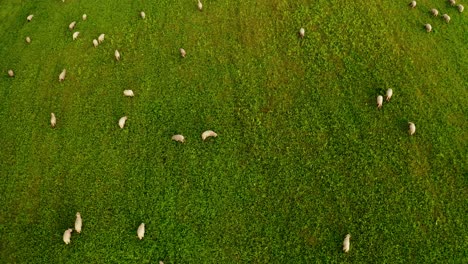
xmin=140 ymin=11 xmax=146 ymax=19
xmin=443 ymin=14 xmax=451 ymax=23
xmin=408 ymin=122 xmax=416 ymax=135
xmin=202 ymin=130 xmax=218 ymax=141
xmin=377 ymin=95 xmax=383 ymax=109
xmin=458 ymin=4 xmax=464 ymax=12
xmin=431 ymin=9 xmax=439 ymax=16
xmin=425 ymin=24 xmax=432 ymax=32
xmin=123 ymin=90 xmax=134 ymax=97
xmin=93 ymin=39 xmax=98 ymax=47
xmin=69 ymin=21 xmax=76 ymax=30
xmin=198 ymin=0 xmax=203 ymax=11
xmin=137 ymin=223 xmax=145 ymax=240
xmin=27 ymin=14 xmax=34 ymax=22
xmin=98 ymin=34 xmax=105 ymax=43
xmin=299 ymin=28 xmax=305 ymax=38
xmin=8 ymin=70 xmax=14 ymax=77
xmin=72 ymin=31 xmax=80 ymax=40
xmin=343 ymin=234 xmax=351 ymax=253
xmin=409 ymin=1 xmax=416 ymax=8
xmin=59 ymin=69 xmax=66 ymax=82
xmin=119 ymin=116 xmax=127 ymax=129
xmin=75 ymin=213 xmax=82 ymax=233
xmin=63 ymin=228 xmax=73 ymax=244
xmin=180 ymin=48 xmax=186 ymax=58
xmin=449 ymin=0 xmax=456 ymax=6
xmin=50 ymin=113 xmax=56 ymax=128
xmin=115 ymin=50 xmax=121 ymax=61
xmin=26 ymin=37 xmax=31 ymax=43
xmin=386 ymin=89 xmax=393 ymax=101
xmin=172 ymin=134 xmax=185 ymax=143
xmin=82 ymin=14 xmax=87 ymax=20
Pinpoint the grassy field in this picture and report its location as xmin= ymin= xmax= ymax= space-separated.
xmin=0 ymin=0 xmax=467 ymax=263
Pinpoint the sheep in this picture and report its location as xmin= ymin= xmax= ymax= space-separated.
xmin=72 ymin=31 xmax=80 ymax=40
xmin=82 ymin=14 xmax=87 ymax=20
xmin=431 ymin=9 xmax=439 ymax=16
xmin=299 ymin=28 xmax=305 ymax=38
xmin=449 ymin=0 xmax=456 ymax=6
xmin=425 ymin=24 xmax=432 ymax=32
xmin=458 ymin=4 xmax=464 ymax=12
xmin=172 ymin=134 xmax=185 ymax=143
xmin=75 ymin=212 xmax=82 ymax=233
xmin=343 ymin=234 xmax=351 ymax=253
xmin=202 ymin=130 xmax=218 ymax=141
xmin=123 ymin=90 xmax=134 ymax=97
xmin=180 ymin=48 xmax=186 ymax=58
xmin=443 ymin=14 xmax=451 ymax=23
xmin=140 ymin=11 xmax=146 ymax=19
xmin=8 ymin=70 xmax=14 ymax=77
xmin=93 ymin=39 xmax=98 ymax=47
xmin=115 ymin=50 xmax=121 ymax=61
xmin=377 ymin=95 xmax=383 ymax=109
xmin=50 ymin=113 xmax=56 ymax=128
xmin=27 ymin=14 xmax=34 ymax=22
xmin=59 ymin=69 xmax=66 ymax=82
xmin=63 ymin=228 xmax=73 ymax=244
xmin=137 ymin=223 xmax=145 ymax=240
xmin=198 ymin=0 xmax=203 ymax=11
xmin=98 ymin=34 xmax=105 ymax=43
xmin=119 ymin=116 xmax=127 ymax=129
xmin=69 ymin=21 xmax=76 ymax=30
xmin=409 ymin=1 xmax=416 ymax=8
xmin=26 ymin=37 xmax=31 ymax=43
xmin=386 ymin=89 xmax=393 ymax=101
xmin=408 ymin=122 xmax=416 ymax=135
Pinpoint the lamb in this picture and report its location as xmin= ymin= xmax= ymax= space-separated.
xmin=93 ymin=39 xmax=98 ymax=47
xmin=198 ymin=0 xmax=203 ymax=11
xmin=8 ymin=70 xmax=14 ymax=77
xmin=343 ymin=234 xmax=351 ymax=253
xmin=458 ymin=4 xmax=464 ymax=12
xmin=98 ymin=34 xmax=105 ymax=43
xmin=443 ymin=14 xmax=451 ymax=23
xmin=299 ymin=28 xmax=305 ymax=38
xmin=50 ymin=113 xmax=56 ymax=128
xmin=119 ymin=116 xmax=127 ymax=129
xmin=59 ymin=69 xmax=66 ymax=82
xmin=123 ymin=90 xmax=134 ymax=97
xmin=430 ymin=9 xmax=439 ymax=16
xmin=377 ymin=95 xmax=383 ymax=109
xmin=180 ymin=48 xmax=186 ymax=58
xmin=72 ymin=31 xmax=80 ymax=40
xmin=75 ymin=213 xmax=82 ymax=233
xmin=449 ymin=0 xmax=456 ymax=6
xmin=26 ymin=37 xmax=31 ymax=43
xmin=202 ymin=130 xmax=218 ymax=141
xmin=63 ymin=228 xmax=73 ymax=244
xmin=27 ymin=14 xmax=34 ymax=22
xmin=140 ymin=11 xmax=146 ymax=19
xmin=172 ymin=134 xmax=185 ymax=143
xmin=425 ymin=24 xmax=432 ymax=32
xmin=386 ymin=89 xmax=393 ymax=101
xmin=69 ymin=21 xmax=76 ymax=30
xmin=408 ymin=122 xmax=416 ymax=135
xmin=409 ymin=1 xmax=416 ymax=8
xmin=137 ymin=223 xmax=145 ymax=240
xmin=82 ymin=14 xmax=87 ymax=20
xmin=115 ymin=50 xmax=121 ymax=61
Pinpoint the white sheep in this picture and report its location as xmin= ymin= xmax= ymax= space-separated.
xmin=172 ymin=134 xmax=185 ymax=143
xmin=82 ymin=14 xmax=87 ymax=20
xmin=123 ymin=90 xmax=134 ymax=97
xmin=386 ymin=89 xmax=393 ymax=101
xmin=449 ymin=0 xmax=456 ymax=6
xmin=69 ymin=21 xmax=76 ymax=30
xmin=140 ymin=11 xmax=146 ymax=19
xmin=408 ymin=122 xmax=416 ymax=135
xmin=63 ymin=228 xmax=72 ymax=244
xmin=72 ymin=31 xmax=80 ymax=40
xmin=8 ymin=70 xmax=14 ymax=77
xmin=26 ymin=37 xmax=31 ymax=43
xmin=75 ymin=213 xmax=82 ymax=233
xmin=198 ymin=0 xmax=203 ymax=11
xmin=115 ymin=50 xmax=121 ymax=61
xmin=299 ymin=28 xmax=305 ymax=38
xmin=119 ymin=116 xmax=127 ymax=129
xmin=180 ymin=48 xmax=186 ymax=58
xmin=409 ymin=1 xmax=416 ymax=8
xmin=458 ymin=4 xmax=464 ymax=12
xmin=27 ymin=14 xmax=34 ymax=22
xmin=377 ymin=95 xmax=383 ymax=109
xmin=59 ymin=69 xmax=66 ymax=82
xmin=430 ymin=9 xmax=439 ymax=16
xmin=202 ymin=130 xmax=217 ymax=141
xmin=137 ymin=223 xmax=145 ymax=240
xmin=98 ymin=34 xmax=105 ymax=43
xmin=93 ymin=39 xmax=98 ymax=47
xmin=343 ymin=234 xmax=351 ymax=253
xmin=443 ymin=14 xmax=451 ymax=23
xmin=51 ymin=113 xmax=56 ymax=128
xmin=425 ymin=24 xmax=432 ymax=32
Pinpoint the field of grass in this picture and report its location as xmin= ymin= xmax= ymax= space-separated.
xmin=0 ymin=0 xmax=466 ymax=263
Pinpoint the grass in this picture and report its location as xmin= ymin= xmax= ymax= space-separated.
xmin=0 ymin=0 xmax=467 ymax=263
